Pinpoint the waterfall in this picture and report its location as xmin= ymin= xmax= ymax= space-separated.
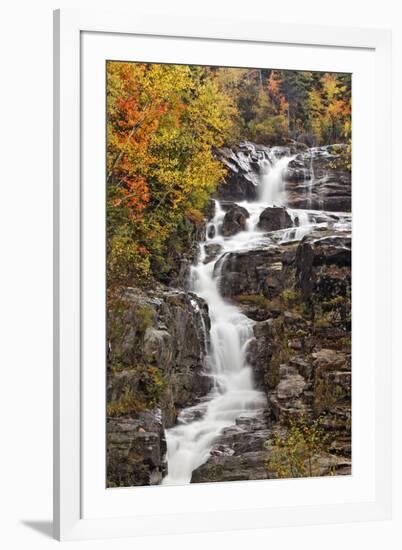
xmin=162 ymin=226 xmax=266 ymax=485
xmin=259 ymin=154 xmax=294 ymax=205
xmin=162 ymin=148 xmax=350 ymax=485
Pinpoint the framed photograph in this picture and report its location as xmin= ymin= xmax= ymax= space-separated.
xmin=53 ymin=8 xmax=392 ymax=541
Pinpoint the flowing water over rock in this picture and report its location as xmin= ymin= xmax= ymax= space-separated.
xmin=163 ymin=146 xmax=351 ymax=485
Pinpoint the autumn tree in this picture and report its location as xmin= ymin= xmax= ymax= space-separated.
xmin=107 ymin=61 xmax=236 ymax=290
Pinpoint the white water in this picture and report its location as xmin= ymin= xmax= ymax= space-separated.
xmin=162 ymin=151 xmax=350 ymax=485
xmin=259 ymin=153 xmax=294 ymax=205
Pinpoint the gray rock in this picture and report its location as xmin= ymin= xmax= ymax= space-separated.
xmin=276 ymin=373 xmax=306 ymax=400
xmin=203 ymin=243 xmax=223 ymax=264
xmin=257 ymin=206 xmax=293 ymax=232
xmin=107 ymin=287 xmax=213 ymax=486
xmin=286 ymin=145 xmax=351 ymax=212
xmin=221 ymin=204 xmax=250 ymax=237
xmin=107 ymin=409 xmax=167 ymax=487
xmin=214 ymin=244 xmax=297 ymax=299
xmin=191 ymin=410 xmax=272 ymax=483
xmin=295 ymin=230 xmax=351 ymax=302
xmin=191 ymin=451 xmax=269 ymax=483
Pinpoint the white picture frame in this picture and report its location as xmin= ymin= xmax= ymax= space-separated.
xmin=53 ymin=8 xmax=392 ymax=541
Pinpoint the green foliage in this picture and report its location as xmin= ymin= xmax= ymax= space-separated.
xmin=329 ymin=141 xmax=352 ymax=171
xmin=265 ymin=415 xmax=331 ymax=478
xmin=107 ymin=226 xmax=151 ymax=288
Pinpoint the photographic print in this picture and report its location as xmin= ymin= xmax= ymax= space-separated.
xmin=106 ymin=62 xmax=351 ymax=488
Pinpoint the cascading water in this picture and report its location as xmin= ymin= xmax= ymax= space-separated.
xmin=259 ymin=153 xmax=294 ymax=205
xmin=162 ymin=149 xmax=350 ymax=485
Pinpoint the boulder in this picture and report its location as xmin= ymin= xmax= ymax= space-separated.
xmin=215 ymin=143 xmax=265 ymax=201
xmin=191 ymin=411 xmax=272 ymax=483
xmin=214 ymin=243 xmax=297 ymax=299
xmin=221 ymin=204 xmax=250 ymax=237
xmin=257 ymin=206 xmax=293 ymax=232
xmin=207 ymin=224 xmax=216 ymax=239
xmin=191 ymin=452 xmax=269 ymax=483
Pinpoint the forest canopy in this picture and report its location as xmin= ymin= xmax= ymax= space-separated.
xmin=106 ymin=62 xmax=351 ymax=291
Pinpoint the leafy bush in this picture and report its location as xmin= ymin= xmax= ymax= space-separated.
xmin=107 ymin=387 xmax=145 ymax=417
xmin=265 ymin=415 xmax=331 ymax=478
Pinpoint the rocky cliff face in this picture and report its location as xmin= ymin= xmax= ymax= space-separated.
xmin=107 ymin=140 xmax=352 ymax=486
xmin=192 ymin=226 xmax=352 ymax=482
xmin=215 ymin=141 xmax=351 ymax=212
xmin=189 ymin=142 xmax=352 ymax=483
xmin=107 ymin=287 xmax=211 ymax=487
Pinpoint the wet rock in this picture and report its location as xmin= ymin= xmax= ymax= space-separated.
xmin=286 ymin=145 xmax=351 ymax=212
xmin=215 ymin=244 xmax=297 ymax=299
xmin=257 ymin=206 xmax=293 ymax=232
xmin=191 ymin=410 xmax=272 ymax=483
xmin=221 ymin=204 xmax=250 ymax=236
xmin=210 ymin=445 xmax=235 ymax=457
xmin=207 ymin=225 xmax=216 ymax=239
xmin=215 ymin=143 xmax=351 ymax=212
xmin=203 ymin=243 xmax=223 ymax=264
xmin=191 ymin=451 xmax=269 ymax=483
xmin=215 ymin=143 xmax=266 ymax=201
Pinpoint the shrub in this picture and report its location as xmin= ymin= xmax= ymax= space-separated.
xmin=265 ymin=415 xmax=330 ymax=478
xmin=107 ymin=387 xmax=145 ymax=417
